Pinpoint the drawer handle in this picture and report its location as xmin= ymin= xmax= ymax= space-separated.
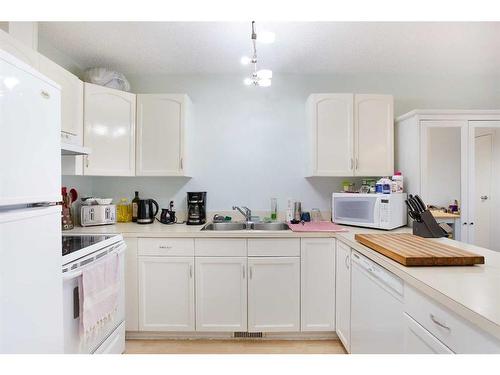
xmin=242 ymin=265 xmax=246 ymax=279
xmin=430 ymin=314 xmax=451 ymax=331
xmin=159 ymin=245 xmax=173 ymax=249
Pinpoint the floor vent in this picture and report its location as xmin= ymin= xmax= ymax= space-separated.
xmin=233 ymin=332 xmax=263 ymax=338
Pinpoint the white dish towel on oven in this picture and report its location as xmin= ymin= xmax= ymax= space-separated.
xmin=79 ymin=253 xmax=120 ymax=339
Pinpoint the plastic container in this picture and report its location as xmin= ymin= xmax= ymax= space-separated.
xmin=117 ymin=198 xmax=132 ymax=222
xmin=392 ymin=171 xmax=404 ymax=193
xmin=375 ymin=179 xmax=383 ymax=193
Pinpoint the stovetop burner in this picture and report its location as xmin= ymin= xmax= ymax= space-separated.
xmin=62 ymin=235 xmax=115 ymax=256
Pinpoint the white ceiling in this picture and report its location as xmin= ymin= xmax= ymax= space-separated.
xmin=38 ymin=22 xmax=500 ymax=76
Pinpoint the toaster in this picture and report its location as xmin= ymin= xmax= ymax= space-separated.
xmin=80 ymin=205 xmax=117 ymax=226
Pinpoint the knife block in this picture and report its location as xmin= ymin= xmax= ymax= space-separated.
xmin=412 ymin=210 xmax=447 ymax=238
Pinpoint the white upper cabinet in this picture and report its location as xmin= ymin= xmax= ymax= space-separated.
xmin=354 ymin=94 xmax=394 ymax=176
xmin=136 ymin=94 xmax=191 ymax=176
xmin=0 ymin=29 xmax=39 ymax=69
xmin=83 ymin=83 xmax=136 ymax=176
xmin=307 ymin=93 xmax=394 ymax=177
xmin=39 ymin=55 xmax=83 ymax=144
xmin=195 ymin=257 xmax=247 ymax=332
xmin=307 ymin=94 xmax=354 ymax=176
xmin=300 ymin=238 xmax=336 ymax=332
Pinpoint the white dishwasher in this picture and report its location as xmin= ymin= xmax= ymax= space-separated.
xmin=350 ymin=250 xmax=404 ymax=353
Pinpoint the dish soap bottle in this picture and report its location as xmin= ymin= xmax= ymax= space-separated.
xmin=132 ymin=191 xmax=140 ymax=222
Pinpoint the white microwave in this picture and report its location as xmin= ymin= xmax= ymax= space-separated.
xmin=332 ymin=193 xmax=407 ymax=230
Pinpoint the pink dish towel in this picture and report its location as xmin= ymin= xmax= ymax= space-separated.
xmin=79 ymin=253 xmax=120 ymax=339
xmin=288 ymin=221 xmax=348 ymax=232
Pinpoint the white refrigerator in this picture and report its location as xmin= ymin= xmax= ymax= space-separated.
xmin=0 ymin=49 xmax=63 ymax=353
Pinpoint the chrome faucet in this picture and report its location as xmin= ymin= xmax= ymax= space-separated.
xmin=232 ymin=206 xmax=252 ymax=223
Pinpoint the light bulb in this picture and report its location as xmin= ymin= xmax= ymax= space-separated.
xmin=258 ymin=78 xmax=272 ymax=87
xmin=243 ymin=78 xmax=253 ymax=86
xmin=258 ymin=31 xmax=275 ymax=44
xmin=240 ymin=56 xmax=251 ymax=65
xmin=256 ymin=69 xmax=272 ymax=79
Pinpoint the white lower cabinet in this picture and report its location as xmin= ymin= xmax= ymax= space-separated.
xmin=195 ymin=257 xmax=247 ymax=331
xmin=138 ymin=256 xmax=195 ymax=331
xmin=335 ymin=241 xmax=351 ymax=351
xmin=404 ymin=313 xmax=453 ymax=354
xmin=300 ymin=238 xmax=335 ymax=331
xmin=248 ymin=257 xmax=300 ymax=332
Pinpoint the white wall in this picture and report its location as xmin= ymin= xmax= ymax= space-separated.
xmin=61 ymin=71 xmax=500 ymax=213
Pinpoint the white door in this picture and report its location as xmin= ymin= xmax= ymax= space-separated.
xmin=0 ymin=51 xmax=61 ymax=205
xmin=354 ymin=94 xmax=394 ymax=176
xmin=421 ymin=120 xmax=468 ymax=242
xmin=138 ymin=256 xmax=195 ymax=331
xmin=0 ymin=29 xmax=39 ymax=69
xmin=136 ymin=94 xmax=187 ymax=176
xmin=83 ymin=83 xmax=136 ymax=176
xmin=300 ymin=238 xmax=335 ymax=331
xmin=404 ymin=313 xmax=453 ymax=354
xmin=335 ymin=241 xmax=351 ymax=351
xmin=474 ymin=134 xmax=493 ymax=248
xmin=39 ymin=55 xmax=83 ymax=142
xmin=248 ymin=257 xmax=300 ymax=332
xmin=195 ymin=257 xmax=247 ymax=331
xmin=307 ymin=94 xmax=354 ymax=176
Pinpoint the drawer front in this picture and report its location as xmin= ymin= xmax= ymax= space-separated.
xmin=138 ymin=238 xmax=194 ymax=256
xmin=248 ymin=238 xmax=300 ymax=257
xmin=405 ymin=285 xmax=500 ymax=353
xmin=195 ymin=239 xmax=247 ymax=257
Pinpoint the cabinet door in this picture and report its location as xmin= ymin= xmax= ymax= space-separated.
xmin=248 ymin=257 xmax=300 ymax=332
xmin=195 ymin=257 xmax=247 ymax=331
xmin=301 ymin=238 xmax=335 ymax=331
xmin=124 ymin=238 xmax=139 ymax=331
xmin=83 ymin=83 xmax=136 ymax=176
xmin=307 ymin=94 xmax=354 ymax=176
xmin=136 ymin=94 xmax=188 ymax=176
xmin=39 ymin=55 xmax=83 ymax=142
xmin=354 ymin=94 xmax=394 ymax=176
xmin=138 ymin=256 xmax=194 ymax=331
xmin=404 ymin=313 xmax=453 ymax=354
xmin=335 ymin=241 xmax=351 ymax=351
xmin=0 ymin=29 xmax=39 ymax=69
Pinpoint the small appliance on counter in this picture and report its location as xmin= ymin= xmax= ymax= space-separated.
xmin=137 ymin=198 xmax=159 ymax=224
xmin=159 ymin=200 xmax=177 ymax=224
xmin=332 ymin=192 xmax=407 ymax=230
xmin=80 ymin=204 xmax=117 ymax=227
xmin=187 ymin=192 xmax=207 ymax=225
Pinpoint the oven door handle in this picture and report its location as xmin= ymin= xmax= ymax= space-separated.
xmin=62 ymin=244 xmax=126 ymax=281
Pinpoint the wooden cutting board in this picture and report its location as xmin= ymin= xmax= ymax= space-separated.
xmin=355 ymin=233 xmax=485 ymax=266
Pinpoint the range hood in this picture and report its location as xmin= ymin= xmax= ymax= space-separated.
xmin=61 ymin=143 xmax=91 ymax=156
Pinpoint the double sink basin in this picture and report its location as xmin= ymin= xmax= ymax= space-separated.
xmin=201 ymin=222 xmax=290 ymax=231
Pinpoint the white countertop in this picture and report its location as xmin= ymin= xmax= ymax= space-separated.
xmin=67 ymin=222 xmax=500 ymax=340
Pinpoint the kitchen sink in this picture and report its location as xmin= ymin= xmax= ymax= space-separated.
xmin=201 ymin=222 xmax=290 ymax=231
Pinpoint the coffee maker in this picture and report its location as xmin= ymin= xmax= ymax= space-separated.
xmin=186 ymin=192 xmax=206 ymax=225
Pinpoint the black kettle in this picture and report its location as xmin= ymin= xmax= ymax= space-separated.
xmin=137 ymin=199 xmax=159 ymax=224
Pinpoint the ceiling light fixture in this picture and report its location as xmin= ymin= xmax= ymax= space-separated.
xmin=241 ymin=21 xmax=273 ymax=87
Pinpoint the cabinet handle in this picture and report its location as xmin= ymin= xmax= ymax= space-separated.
xmin=355 ymin=158 xmax=359 ymax=170
xmin=345 ymin=254 xmax=350 ymax=270
xmin=159 ymin=245 xmax=173 ymax=249
xmin=463 ymin=222 xmax=468 ymax=226
xmin=189 ymin=265 xmax=193 ymax=278
xmin=249 ymin=266 xmax=253 ymax=280
xmin=242 ymin=264 xmax=246 ymax=279
xmin=85 ymin=156 xmax=89 ymax=168
xmin=180 ymin=158 xmax=183 ymax=170
xmin=40 ymin=90 xmax=50 ymax=99
xmin=349 ymin=158 xmax=353 ymax=170
xmin=430 ymin=314 xmax=451 ymax=331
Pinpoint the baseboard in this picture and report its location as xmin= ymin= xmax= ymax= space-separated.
xmin=126 ymin=331 xmax=338 ymax=341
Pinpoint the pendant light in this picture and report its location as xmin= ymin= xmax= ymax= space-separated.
xmin=241 ymin=21 xmax=274 ymax=87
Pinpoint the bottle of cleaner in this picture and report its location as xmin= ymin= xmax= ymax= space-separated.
xmin=392 ymin=171 xmax=404 ymax=193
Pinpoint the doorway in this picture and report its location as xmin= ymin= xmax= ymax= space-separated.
xmin=474 ymin=133 xmax=493 ymax=249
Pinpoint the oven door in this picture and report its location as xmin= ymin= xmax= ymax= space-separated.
xmin=62 ymin=243 xmax=126 ymax=354
xmin=333 ymin=195 xmax=381 ymax=228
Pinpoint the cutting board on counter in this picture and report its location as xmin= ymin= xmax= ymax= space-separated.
xmin=354 ymin=233 xmax=485 ymax=266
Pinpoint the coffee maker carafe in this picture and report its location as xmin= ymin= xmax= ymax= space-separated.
xmin=186 ymin=192 xmax=206 ymax=225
